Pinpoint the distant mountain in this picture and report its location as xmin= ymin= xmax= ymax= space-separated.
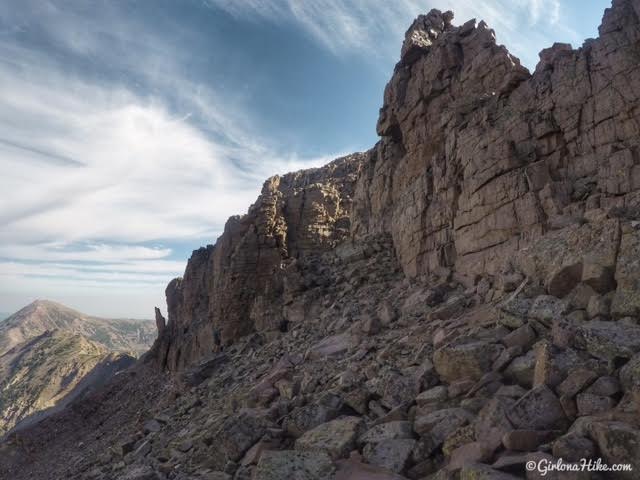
xmin=0 ymin=330 xmax=135 ymax=436
xmin=0 ymin=300 xmax=156 ymax=436
xmin=0 ymin=300 xmax=155 ymax=356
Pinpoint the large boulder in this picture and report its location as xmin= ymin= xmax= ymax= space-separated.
xmin=475 ymin=397 xmax=516 ymax=452
xmin=434 ymin=340 xmax=502 ymax=383
xmin=295 ymin=417 xmax=364 ymax=460
xmin=591 ymin=421 xmax=640 ymax=480
xmin=285 ymin=404 xmax=338 ymax=437
xmin=209 ymin=410 xmax=269 ymax=467
xmin=362 ymin=439 xmax=417 ymax=473
xmin=358 ymin=421 xmax=415 ymax=444
xmin=307 ymin=333 xmax=358 ymax=360
xmin=574 ymin=320 xmax=640 ymax=360
xmin=254 ymin=450 xmax=336 ymax=480
xmin=414 ymin=408 xmax=474 ymax=446
xmin=507 ymin=385 xmax=567 ymax=431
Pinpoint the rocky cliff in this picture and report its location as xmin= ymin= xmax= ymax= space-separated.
xmin=3 ymin=2 xmax=640 ymax=479
xmin=154 ymin=0 xmax=640 ymax=372
xmin=153 ymin=154 xmax=364 ymax=370
xmin=353 ymin=2 xmax=640 ymax=298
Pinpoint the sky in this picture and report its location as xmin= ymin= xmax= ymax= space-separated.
xmin=0 ymin=0 xmax=609 ymax=318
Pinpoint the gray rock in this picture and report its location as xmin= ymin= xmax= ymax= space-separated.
xmin=362 ymin=438 xmax=417 ymax=473
xmin=254 ymin=450 xmax=335 ymax=480
xmin=414 ymin=408 xmax=473 ymax=445
xmin=295 ymin=416 xmax=363 ymax=459
xmin=574 ymin=320 xmax=640 ymax=360
xmin=433 ymin=340 xmax=501 ymax=383
xmin=358 ymin=421 xmax=414 ymax=444
xmin=508 ymin=385 xmax=567 ymax=430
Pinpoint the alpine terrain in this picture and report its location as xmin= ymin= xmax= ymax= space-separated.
xmin=2 ymin=1 xmax=640 ymax=479
xmin=0 ymin=300 xmax=155 ymax=436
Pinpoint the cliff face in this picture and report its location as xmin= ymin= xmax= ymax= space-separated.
xmin=154 ymin=0 xmax=640 ymax=372
xmin=154 ymin=154 xmax=364 ymax=370
xmin=353 ymin=2 xmax=640 ymax=292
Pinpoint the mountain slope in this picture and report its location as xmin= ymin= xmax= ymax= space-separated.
xmin=0 ymin=300 xmax=155 ymax=437
xmin=0 ymin=330 xmax=135 ymax=436
xmin=0 ymin=300 xmax=155 ymax=356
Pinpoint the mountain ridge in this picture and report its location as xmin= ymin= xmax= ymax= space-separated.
xmin=0 ymin=300 xmax=155 ymax=437
xmin=2 ymin=1 xmax=640 ymax=479
xmin=1 ymin=299 xmax=155 ymax=357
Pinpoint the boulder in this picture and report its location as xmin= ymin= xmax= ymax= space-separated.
xmin=376 ymin=301 xmax=397 ymax=326
xmin=414 ymin=408 xmax=473 ymax=445
xmin=552 ymin=434 xmax=596 ymax=462
xmin=295 ymin=416 xmax=364 ymax=460
xmin=335 ymin=454 xmax=410 ymax=480
xmin=574 ymin=320 xmax=640 ymax=360
xmin=575 ymin=393 xmax=616 ymax=416
xmin=555 ymin=369 xmax=598 ymax=398
xmin=508 ymin=385 xmax=567 ymax=430
xmin=211 ymin=410 xmax=269 ymax=466
xmin=358 ymin=421 xmax=415 ymax=444
xmin=611 ymin=226 xmax=640 ymax=318
xmin=459 ymin=463 xmax=521 ymax=479
xmin=116 ymin=466 xmax=159 ymax=480
xmin=586 ymin=295 xmax=610 ymax=319
xmin=307 ymin=333 xmax=357 ymax=359
xmin=362 ymin=439 xmax=417 ymax=473
xmin=254 ymin=450 xmax=336 ymax=480
xmin=474 ymin=397 xmax=516 ymax=452
xmin=591 ymin=421 xmax=640 ymax=479
xmin=375 ymin=370 xmax=422 ymax=409
xmin=447 ymin=442 xmax=493 ymax=470
xmin=504 ymin=350 xmax=536 ymax=388
xmin=502 ymin=430 xmax=558 ymax=452
xmin=528 ymin=296 xmax=570 ymax=324
xmin=502 ymin=325 xmax=537 ymax=350
xmin=584 ymin=376 xmax=621 ymax=396
xmin=415 ymin=386 xmax=448 ymax=407
xmin=143 ymin=419 xmax=162 ymax=434
xmin=434 ymin=340 xmax=501 ymax=383
xmin=285 ymin=404 xmax=338 ymax=437
xmin=620 ymin=354 xmax=640 ymax=392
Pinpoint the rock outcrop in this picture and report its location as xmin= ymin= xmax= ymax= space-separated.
xmin=352 ymin=0 xmax=640 ymax=293
xmin=153 ymin=154 xmax=364 ymax=370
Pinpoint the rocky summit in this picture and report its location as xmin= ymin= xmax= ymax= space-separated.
xmin=1 ymin=1 xmax=640 ymax=479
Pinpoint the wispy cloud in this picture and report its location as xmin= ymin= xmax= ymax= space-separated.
xmin=205 ymin=0 xmax=582 ymax=69
xmin=0 ymin=0 xmax=337 ymax=316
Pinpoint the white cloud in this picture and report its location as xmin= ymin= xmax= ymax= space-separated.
xmin=204 ymin=0 xmax=582 ymax=69
xmin=0 ymin=1 xmax=339 ymax=317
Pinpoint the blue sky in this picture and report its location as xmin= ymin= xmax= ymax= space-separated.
xmin=0 ymin=0 xmax=609 ymax=318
